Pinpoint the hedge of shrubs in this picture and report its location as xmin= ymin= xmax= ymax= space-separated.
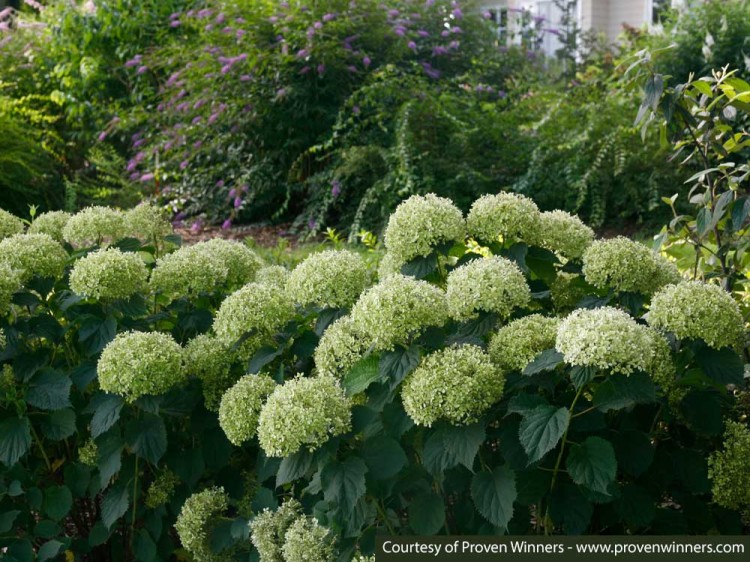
xmin=0 ymin=193 xmax=748 ymax=561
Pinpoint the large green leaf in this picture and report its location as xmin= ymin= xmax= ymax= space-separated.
xmin=320 ymin=457 xmax=367 ymax=516
xmin=695 ymin=346 xmax=744 ymax=386
xmin=101 ymin=483 xmax=130 ymax=529
xmin=125 ymin=414 xmax=167 ymax=465
xmin=0 ymin=417 xmax=31 ymax=467
xmin=422 ymin=423 xmax=485 ymax=475
xmin=470 ymin=466 xmax=517 ymax=530
xmin=518 ymin=405 xmax=570 ymax=464
xmin=400 ymin=253 xmax=437 ymax=279
xmin=37 ymin=540 xmax=63 ymax=562
xmin=593 ymin=372 xmax=656 ymax=412
xmin=88 ymin=393 xmax=124 ymax=439
xmin=522 ymin=349 xmax=564 ymax=375
xmin=96 ymin=431 xmax=124 ymax=487
xmin=276 ymin=449 xmax=314 ymax=487
xmin=42 ymin=485 xmax=72 ymax=521
xmin=549 ymin=481 xmax=593 ymax=534
xmin=342 ymin=355 xmax=380 ymax=396
xmin=361 ymin=435 xmax=407 ymax=479
xmin=565 ymin=437 xmax=617 ymax=494
xmin=0 ymin=510 xmax=20 ymax=534
xmin=25 ymin=369 xmax=72 ymax=410
xmin=79 ymin=315 xmax=117 ymax=356
xmin=408 ymin=492 xmax=445 ymax=534
xmin=379 ymin=345 xmax=420 ymax=388
xmin=40 ymin=409 xmax=76 ymax=440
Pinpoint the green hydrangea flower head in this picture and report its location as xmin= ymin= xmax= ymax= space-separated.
xmin=582 ymin=237 xmax=680 ymax=295
xmin=708 ymin=422 xmax=750 ymax=510
xmin=383 ymin=193 xmax=465 ymax=264
xmin=467 ymin=192 xmax=541 ymax=245
xmin=556 ymin=306 xmax=673 ymax=377
xmin=250 ymin=499 xmax=303 ymax=562
xmin=196 ymin=238 xmax=264 ymax=287
xmin=184 ymin=334 xmax=236 ymax=411
xmin=648 ymin=281 xmax=744 ymax=350
xmin=255 ymin=265 xmax=290 ymax=288
xmin=489 ymin=315 xmax=560 ymax=372
xmin=28 ymin=211 xmax=71 ymax=241
xmin=0 ymin=233 xmax=68 ymax=282
xmin=0 ymin=262 xmax=22 ymax=314
xmin=69 ymin=248 xmax=148 ymax=301
xmin=377 ymin=252 xmax=405 ymax=281
xmin=314 ymin=315 xmax=369 ymax=379
xmin=150 ymin=244 xmax=229 ymax=299
xmin=282 ymin=516 xmax=337 ymax=562
xmin=350 ymin=274 xmax=449 ymax=350
xmin=78 ymin=439 xmax=98 ymax=467
xmin=401 ymin=345 xmax=504 ymax=427
xmin=537 ymin=210 xmax=595 ymax=260
xmin=257 ymin=375 xmax=351 ymax=457
xmin=63 ymin=206 xmax=126 ymax=247
xmin=97 ymin=331 xmax=185 ymax=402
xmin=124 ymin=203 xmax=173 ymax=243
xmin=0 ymin=209 xmax=24 ymax=240
xmin=218 ymin=374 xmax=276 ymax=446
xmin=175 ymin=487 xmax=228 ymax=562
xmin=446 ymin=256 xmax=531 ymax=321
xmin=287 ymin=249 xmax=369 ymax=309
xmin=145 ymin=470 xmax=180 ymax=509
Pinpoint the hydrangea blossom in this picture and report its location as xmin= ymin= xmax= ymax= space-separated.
xmin=350 ymin=274 xmax=449 ymax=350
xmin=383 ymin=193 xmax=465 ymax=264
xmin=0 ymin=263 xmax=21 ymax=314
xmin=314 ymin=315 xmax=369 ymax=379
xmin=124 ymin=203 xmax=173 ymax=243
xmin=282 ymin=516 xmax=337 ymax=562
xmin=648 ymin=281 xmax=744 ymax=350
xmin=183 ymin=334 xmax=236 ymax=411
xmin=218 ymin=374 xmax=276 ymax=445
xmin=708 ymin=422 xmax=750 ymax=510
xmin=0 ymin=233 xmax=68 ymax=282
xmin=401 ymin=345 xmax=504 ymax=427
xmin=250 ymin=499 xmax=303 ymax=562
xmin=255 ymin=265 xmax=290 ymax=288
xmin=63 ymin=206 xmax=126 ymax=247
xmin=376 ymin=252 xmax=406 ymax=280
xmin=196 ymin=238 xmax=264 ymax=286
xmin=28 ymin=211 xmax=71 ymax=241
xmin=582 ymin=237 xmax=680 ymax=295
xmin=537 ymin=210 xmax=594 ymax=260
xmin=175 ymin=487 xmax=228 ymax=562
xmin=489 ymin=315 xmax=560 ymax=372
xmin=77 ymin=439 xmax=98 ymax=467
xmin=257 ymin=375 xmax=351 ymax=457
xmin=97 ymin=331 xmax=185 ymax=402
xmin=0 ymin=209 xmax=24 ymax=240
xmin=446 ymin=256 xmax=530 ymax=321
xmin=466 ymin=192 xmax=541 ymax=244
xmin=286 ymin=249 xmax=369 ymax=309
xmin=145 ymin=470 xmax=180 ymax=509
xmin=150 ymin=244 xmax=229 ymax=299
xmin=69 ymin=248 xmax=148 ymax=300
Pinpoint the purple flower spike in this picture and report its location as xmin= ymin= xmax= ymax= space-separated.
xmin=307 ymin=218 xmax=317 ymax=230
xmin=193 ymin=140 xmax=202 ymax=149
xmin=216 ymin=180 xmax=225 ymax=188
xmin=180 ymin=160 xmax=189 ymax=170
xmin=228 ymin=188 xmax=236 ymax=198
xmin=323 ymin=13 xmax=335 ymax=21
xmin=331 ymin=180 xmax=341 ymax=197
xmin=317 ymin=63 xmax=326 ymax=75
xmin=140 ymin=173 xmax=154 ymax=182
xmin=352 ymin=105 xmax=360 ymax=115
xmin=313 ymin=21 xmax=323 ymax=29
xmin=222 ymin=219 xmax=232 ymax=230
xmin=452 ymin=8 xmax=463 ymax=19
xmin=363 ymin=55 xmax=371 ymax=67
xmin=347 ymin=65 xmax=358 ymax=73
xmin=190 ymin=220 xmax=202 ymax=233
xmin=408 ymin=40 xmax=417 ymax=51
xmin=170 ymin=20 xmax=181 ymax=28
xmin=297 ymin=48 xmax=309 ymax=58
xmin=240 ymin=74 xmax=252 ymax=81
xmin=136 ymin=65 xmax=148 ymax=75
xmin=233 ymin=197 xmax=242 ymax=209
xmin=417 ymin=29 xmax=429 ymax=37
xmin=98 ymin=131 xmax=107 ymax=142
xmin=192 ymin=116 xmax=202 ymax=124
xmin=133 ymin=139 xmax=145 ymax=148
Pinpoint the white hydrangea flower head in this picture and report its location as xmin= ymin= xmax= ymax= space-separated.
xmin=250 ymin=499 xmax=303 ymax=562
xmin=28 ymin=211 xmax=72 ymax=241
xmin=184 ymin=334 xmax=236 ymax=411
xmin=0 ymin=209 xmax=24 ymax=241
xmin=537 ymin=210 xmax=595 ymax=260
xmin=287 ymin=249 xmax=369 ymax=309
xmin=708 ymin=422 xmax=750 ymax=510
xmin=255 ymin=265 xmax=290 ymax=288
xmin=446 ymin=256 xmax=531 ymax=321
xmin=401 ymin=345 xmax=505 ymax=427
xmin=218 ymin=374 xmax=276 ymax=446
xmin=124 ymin=203 xmax=173 ymax=243
xmin=69 ymin=248 xmax=148 ymax=301
xmin=314 ymin=315 xmax=370 ymax=379
xmin=97 ymin=331 xmax=185 ymax=402
xmin=0 ymin=328 xmax=5 ymax=350
xmin=257 ymin=375 xmax=351 ymax=458
xmin=175 ymin=487 xmax=228 ymax=562
xmin=582 ymin=237 xmax=680 ymax=295
xmin=282 ymin=516 xmax=337 ymax=562
xmin=377 ymin=252 xmax=405 ymax=281
xmin=195 ymin=238 xmax=264 ymax=287
xmin=145 ymin=470 xmax=180 ymax=509
xmin=556 ymin=306 xmax=673 ymax=377
xmin=383 ymin=193 xmax=465 ymax=264
xmin=489 ymin=315 xmax=560 ymax=372
xmin=0 ymin=263 xmax=22 ymax=314
xmin=150 ymin=244 xmax=229 ymax=299
xmin=0 ymin=233 xmax=68 ymax=282
xmin=466 ymin=192 xmax=541 ymax=245
xmin=63 ymin=206 xmax=126 ymax=247
xmin=648 ymin=281 xmax=744 ymax=350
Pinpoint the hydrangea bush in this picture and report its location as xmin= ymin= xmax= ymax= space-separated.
xmin=0 ymin=195 xmax=748 ymax=562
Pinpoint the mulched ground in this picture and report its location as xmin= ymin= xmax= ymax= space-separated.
xmin=175 ymin=222 xmax=307 ymax=247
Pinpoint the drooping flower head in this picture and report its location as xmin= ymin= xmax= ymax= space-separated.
xmin=708 ymin=422 xmax=750 ymax=510
xmin=314 ymin=315 xmax=369 ymax=379
xmin=69 ymin=248 xmax=148 ymax=301
xmin=446 ymin=256 xmax=530 ymax=321
xmin=250 ymin=499 xmax=303 ymax=562
xmin=28 ymin=211 xmax=71 ymax=241
xmin=150 ymin=244 xmax=229 ymax=299
xmin=255 ymin=265 xmax=290 ymax=288
xmin=183 ymin=334 xmax=236 ymax=411
xmin=63 ymin=206 xmax=126 ymax=247
xmin=282 ymin=516 xmax=337 ymax=562
xmin=124 ymin=203 xmax=173 ymax=243
xmin=0 ymin=209 xmax=24 ymax=240
xmin=257 ymin=375 xmax=351 ymax=457
xmin=537 ymin=210 xmax=594 ymax=260
xmin=286 ymin=249 xmax=369 ymax=309
xmin=195 ymin=238 xmax=264 ymax=287
xmin=401 ymin=345 xmax=504 ymax=427
xmin=218 ymin=374 xmax=276 ymax=446
xmin=489 ymin=315 xmax=560 ymax=372
xmin=0 ymin=233 xmax=68 ymax=282
xmin=466 ymin=192 xmax=541 ymax=245
xmin=175 ymin=487 xmax=229 ymax=561
xmin=145 ymin=470 xmax=180 ymax=509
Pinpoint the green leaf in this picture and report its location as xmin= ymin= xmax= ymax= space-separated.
xmin=96 ymin=431 xmax=124 ymax=487
xmin=549 ymin=481 xmax=593 ymax=534
xmin=506 ymin=393 xmax=548 ymax=416
xmin=79 ymin=315 xmax=117 ymax=355
xmin=614 ymin=484 xmax=655 ymax=529
xmin=247 ymin=345 xmax=284 ymax=374
xmin=361 ymin=435 xmax=407 ymax=479
xmin=423 ymin=423 xmax=485 ymax=475
xmin=408 ymin=492 xmax=445 ymax=534
xmin=291 ymin=330 xmax=319 ymax=359
xmin=379 ymin=345 xmax=420 ymax=388
xmin=731 ymin=197 xmax=750 ymax=230
xmin=518 ymin=405 xmax=570 ymax=464
xmin=25 ymin=369 xmax=72 ymax=410
xmin=400 ymin=253 xmax=437 ymax=279
xmin=593 ymin=372 xmax=656 ymax=412
xmin=276 ymin=449 xmax=314 ymax=487
xmin=522 ymin=349 xmax=564 ymax=375
xmin=0 ymin=510 xmax=20 ymax=534
xmin=342 ymin=355 xmax=380 ymax=395
xmin=0 ymin=417 xmax=31 ymax=467
xmin=696 ymin=207 xmax=713 ymax=237
xmin=680 ymin=389 xmax=724 ymax=436
xmin=70 ymin=361 xmax=98 ymax=390
xmin=320 ymin=457 xmax=367 ymax=516
xmin=133 ymin=529 xmax=157 ymax=562
xmin=88 ymin=393 xmax=124 ymax=439
xmin=40 ymin=408 xmax=76 ymax=440
xmin=34 ymin=520 xmax=61 ymax=539
xmin=565 ymin=437 xmax=617 ymax=494
xmin=644 ymin=73 xmax=664 ymax=110
xmin=696 ymin=346 xmax=744 ymax=386
xmin=570 ymin=366 xmax=596 ymax=390
xmin=125 ymin=414 xmax=167 ymax=465
xmin=101 ymin=483 xmax=130 ymax=529
xmin=470 ymin=466 xmax=517 ymax=530
xmin=37 ymin=540 xmax=63 ymax=562
xmin=43 ymin=485 xmax=72 ymax=521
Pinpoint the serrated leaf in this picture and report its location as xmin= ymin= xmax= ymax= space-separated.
xmin=70 ymin=361 xmax=98 ymax=390
xmin=320 ymin=457 xmax=367 ymax=516
xmin=696 ymin=346 xmax=744 ymax=386
xmin=379 ymin=345 xmax=420 ymax=388
xmin=342 ymin=355 xmax=380 ymax=395
xmin=566 ymin=437 xmax=617 ymax=494
xmin=423 ymin=423 xmax=485 ymax=475
xmin=518 ymin=405 xmax=570 ymax=464
xmin=570 ymin=366 xmax=596 ymax=389
xmin=88 ymin=393 xmax=124 ymax=438
xmin=101 ymin=483 xmax=130 ymax=528
xmin=506 ymin=393 xmax=548 ymax=416
xmin=96 ymin=431 xmax=124 ymax=487
xmin=593 ymin=372 xmax=656 ymax=412
xmin=408 ymin=492 xmax=445 ymax=534
xmin=276 ymin=449 xmax=314 ymax=487
xmin=79 ymin=315 xmax=117 ymax=356
xmin=43 ymin=485 xmax=72 ymax=521
xmin=0 ymin=417 xmax=31 ymax=467
xmin=522 ymin=349 xmax=564 ymax=375
xmin=471 ymin=466 xmax=517 ymax=529
xmin=25 ymin=369 xmax=72 ymax=410
xmin=400 ymin=253 xmax=437 ymax=279
xmin=247 ymin=345 xmax=284 ymax=374
xmin=125 ymin=414 xmax=167 ymax=465
xmin=40 ymin=408 xmax=76 ymax=440
xmin=361 ymin=435 xmax=407 ymax=479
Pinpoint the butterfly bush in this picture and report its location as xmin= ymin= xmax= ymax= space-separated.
xmin=0 ymin=233 xmax=68 ymax=282
xmin=537 ymin=210 xmax=595 ymax=260
xmin=314 ymin=315 xmax=368 ymax=379
xmin=62 ymin=205 xmax=126 ymax=247
xmin=466 ymin=192 xmax=541 ymax=244
xmin=250 ymin=499 xmax=304 ymax=562
xmin=282 ymin=516 xmax=337 ymax=562
xmin=124 ymin=203 xmax=173 ymax=243
xmin=489 ymin=314 xmax=560 ymax=372
xmin=708 ymin=421 xmax=750 ymax=510
xmin=255 ymin=265 xmax=290 ymax=288
xmin=0 ymin=209 xmax=24 ymax=240
xmin=28 ymin=210 xmax=72 ymax=241
xmin=69 ymin=248 xmax=149 ymax=300
xmin=150 ymin=243 xmax=229 ymax=299
xmin=286 ymin=249 xmax=369 ymax=309
xmin=175 ymin=487 xmax=229 ymax=562
xmin=183 ymin=333 xmax=236 ymax=410
xmin=218 ymin=374 xmax=276 ymax=446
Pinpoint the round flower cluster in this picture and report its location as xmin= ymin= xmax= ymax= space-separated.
xmin=124 ymin=203 xmax=173 ymax=243
xmin=537 ymin=210 xmax=595 ymax=260
xmin=648 ymin=281 xmax=744 ymax=350
xmin=314 ymin=316 xmax=369 ymax=379
xmin=556 ymin=307 xmax=672 ymax=377
xmin=446 ymin=256 xmax=530 ymax=321
xmin=489 ymin=315 xmax=560 ymax=372
xmin=145 ymin=470 xmax=180 ymax=509
xmin=287 ymin=250 xmax=369 ymax=309
xmin=582 ymin=237 xmax=680 ymax=295
xmin=69 ymin=248 xmax=148 ymax=301
xmin=150 ymin=244 xmax=229 ymax=299
xmin=0 ymin=209 xmax=24 ymax=240
xmin=466 ymin=192 xmax=540 ymax=244
xmin=184 ymin=334 xmax=236 ymax=411
xmin=377 ymin=251 xmax=406 ymax=280
xmin=28 ymin=211 xmax=71 ymax=241
xmin=196 ymin=239 xmax=264 ymax=287
xmin=250 ymin=499 xmax=303 ymax=562
xmin=63 ymin=206 xmax=126 ymax=247
xmin=218 ymin=374 xmax=276 ymax=446
xmin=0 ymin=263 xmax=21 ymax=314
xmin=255 ymin=265 xmax=290 ymax=288
xmin=175 ymin=487 xmax=229 ymax=562
xmin=0 ymin=233 xmax=68 ymax=282
xmin=257 ymin=375 xmax=351 ymax=457
xmin=282 ymin=516 xmax=337 ymax=562
xmin=97 ymin=331 xmax=185 ymax=402
xmin=401 ymin=345 xmax=504 ymax=427
xmin=78 ymin=439 xmax=98 ymax=467
xmin=383 ymin=193 xmax=465 ymax=264
xmin=708 ymin=422 xmax=750 ymax=510
xmin=350 ymin=274 xmax=448 ymax=350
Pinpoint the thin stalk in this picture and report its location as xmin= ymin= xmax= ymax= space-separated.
xmin=29 ymin=423 xmax=52 ymax=472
